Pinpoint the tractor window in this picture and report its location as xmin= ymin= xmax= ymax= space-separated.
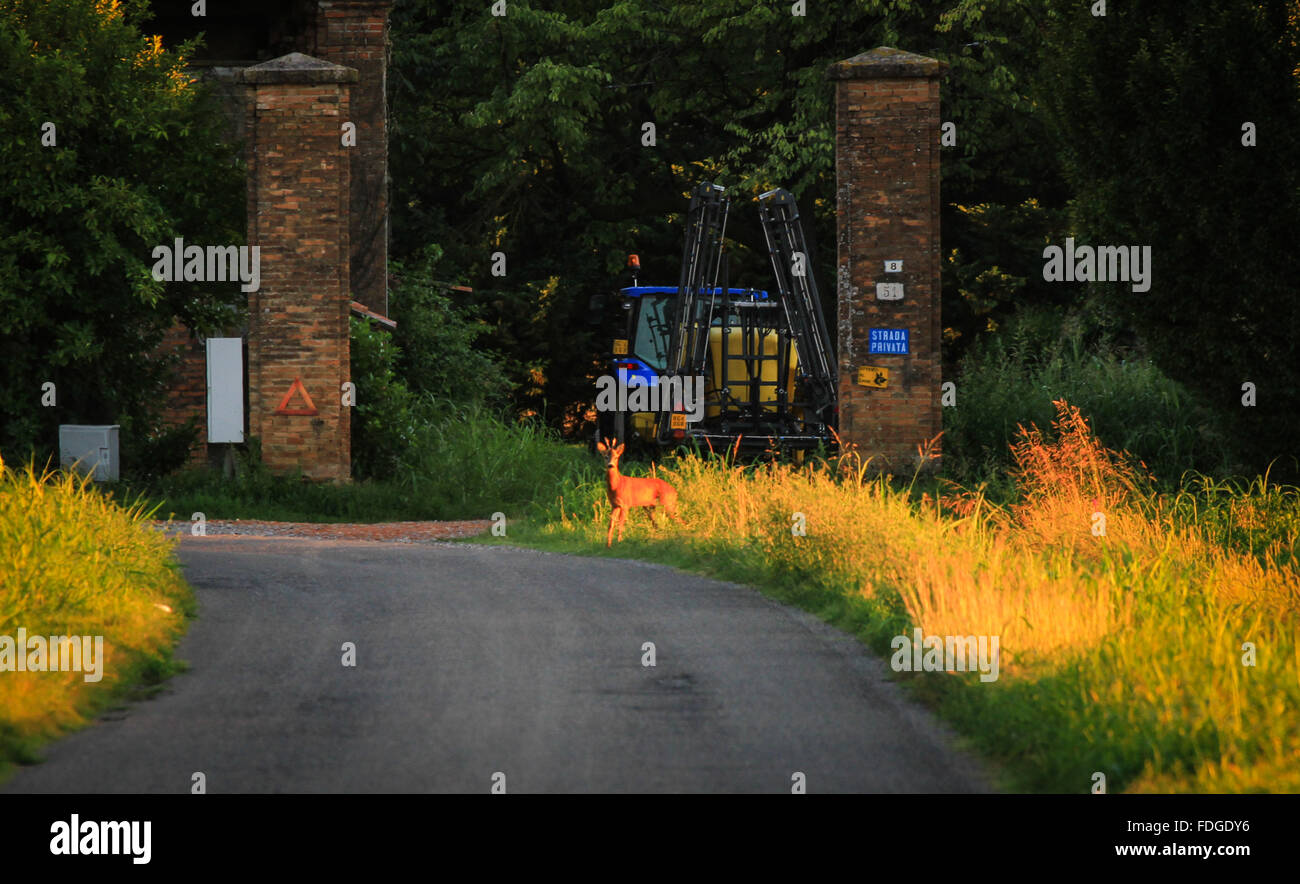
xmin=632 ymin=294 xmax=671 ymax=372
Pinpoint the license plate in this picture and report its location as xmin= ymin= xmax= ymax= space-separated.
xmin=669 ymin=413 xmax=687 ymax=429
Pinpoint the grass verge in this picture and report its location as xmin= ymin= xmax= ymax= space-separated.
xmin=136 ymin=402 xmax=598 ymax=524
xmin=0 ymin=457 xmax=195 ymax=783
xmin=471 ymin=400 xmax=1300 ymax=793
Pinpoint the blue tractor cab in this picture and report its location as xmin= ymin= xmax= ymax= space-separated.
xmin=617 ymin=286 xmax=770 ymax=382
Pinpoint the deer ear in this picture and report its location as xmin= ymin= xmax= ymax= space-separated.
xmin=614 ymin=443 xmax=625 ymax=455
xmin=596 ymin=440 xmax=607 ymax=452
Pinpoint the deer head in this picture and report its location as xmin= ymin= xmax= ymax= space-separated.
xmin=595 ymin=438 xmax=625 ymax=470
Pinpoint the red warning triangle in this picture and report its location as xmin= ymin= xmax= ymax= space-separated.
xmin=274 ymin=377 xmax=319 ymax=416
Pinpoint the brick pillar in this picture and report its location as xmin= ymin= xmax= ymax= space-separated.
xmin=828 ymin=48 xmax=946 ymax=473
xmin=311 ymin=0 xmax=392 ymax=316
xmin=242 ymin=53 xmax=356 ymax=481
xmin=159 ymin=322 xmax=208 ymax=466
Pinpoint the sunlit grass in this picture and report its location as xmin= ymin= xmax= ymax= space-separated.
xmin=503 ymin=399 xmax=1300 ymax=792
xmin=0 ymin=455 xmax=193 ymax=779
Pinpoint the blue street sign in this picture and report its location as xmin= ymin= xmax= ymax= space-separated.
xmin=869 ymin=328 xmax=909 ymax=355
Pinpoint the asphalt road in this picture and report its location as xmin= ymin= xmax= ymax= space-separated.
xmin=6 ymin=537 xmax=991 ymax=793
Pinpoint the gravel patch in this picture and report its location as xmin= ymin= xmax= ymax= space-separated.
xmin=152 ymin=518 xmax=492 ymax=543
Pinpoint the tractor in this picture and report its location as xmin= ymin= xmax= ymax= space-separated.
xmin=595 ymin=182 xmax=838 ymax=456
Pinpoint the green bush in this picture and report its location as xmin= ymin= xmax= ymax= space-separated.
xmin=349 ymin=250 xmax=511 ymax=480
xmin=119 ymin=414 xmax=202 ymax=484
xmin=390 ymin=250 xmax=510 ymax=406
xmin=144 ymin=405 xmax=597 ymax=523
xmin=349 ymin=316 xmax=419 ymax=480
xmin=1037 ymin=0 xmax=1300 ymax=480
xmin=398 ymin=400 xmax=597 ymax=519
xmin=0 ymin=0 xmax=243 ymax=465
xmin=942 ymin=198 xmax=1074 ymax=364
xmin=943 ymin=309 xmax=1231 ymax=486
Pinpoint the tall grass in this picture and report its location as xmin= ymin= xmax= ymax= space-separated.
xmin=943 ymin=319 xmax=1231 ymax=486
xmin=0 ymin=455 xmax=193 ymax=779
xmin=400 ymin=400 xmax=598 ymax=518
xmin=144 ymin=400 xmax=600 ymax=523
xmin=504 ymin=400 xmax=1300 ymax=792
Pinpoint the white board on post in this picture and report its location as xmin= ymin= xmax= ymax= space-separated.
xmin=206 ymin=337 xmax=245 ymax=444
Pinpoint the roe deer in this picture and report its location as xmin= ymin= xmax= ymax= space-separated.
xmin=596 ymin=439 xmax=685 ymax=547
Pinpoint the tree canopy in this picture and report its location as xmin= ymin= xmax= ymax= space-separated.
xmin=1038 ymin=0 xmax=1300 ymax=474
xmin=388 ymin=0 xmax=1065 ymax=427
xmin=0 ymin=0 xmax=242 ymax=467
xmin=4 ymin=0 xmax=1295 ymax=479
xmin=389 ymin=0 xmax=1299 ymax=475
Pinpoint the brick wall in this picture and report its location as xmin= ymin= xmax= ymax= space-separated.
xmin=158 ymin=322 xmax=209 ymax=465
xmin=158 ymin=4 xmax=394 ymax=472
xmin=311 ymin=0 xmax=392 ymax=316
xmin=242 ymin=53 xmax=357 ymax=481
xmin=828 ymin=48 xmax=946 ymax=474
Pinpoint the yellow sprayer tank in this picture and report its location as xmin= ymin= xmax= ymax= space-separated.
xmin=705 ymin=326 xmax=799 ymax=418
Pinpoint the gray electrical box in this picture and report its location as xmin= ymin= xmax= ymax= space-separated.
xmin=206 ymin=337 xmax=245 ymax=444
xmin=59 ymin=424 xmax=120 ymax=482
